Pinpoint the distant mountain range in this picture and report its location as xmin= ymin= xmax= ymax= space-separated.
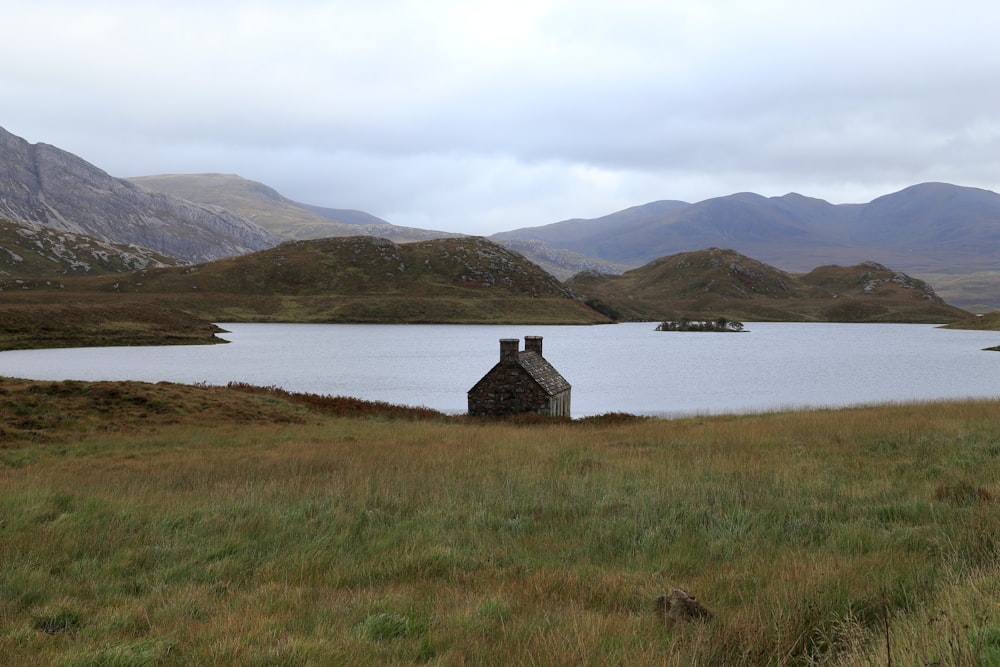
xmin=1 ymin=125 xmax=997 ymax=312
xmin=492 ymin=184 xmax=1000 ymax=304
xmin=131 ymin=172 xmax=998 ymax=309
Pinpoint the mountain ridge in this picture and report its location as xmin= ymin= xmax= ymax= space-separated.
xmin=493 ymin=182 xmax=1000 ymax=273
xmin=0 ymin=126 xmax=281 ymax=263
xmin=128 ymin=173 xmax=463 ymax=244
xmin=493 ymin=183 xmax=1000 ymax=309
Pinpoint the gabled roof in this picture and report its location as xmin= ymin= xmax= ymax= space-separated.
xmin=515 ymin=351 xmax=571 ymax=396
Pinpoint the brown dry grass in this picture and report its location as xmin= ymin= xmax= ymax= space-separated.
xmin=0 ymin=303 xmax=226 ymax=350
xmin=2 ymin=382 xmax=1000 ymax=664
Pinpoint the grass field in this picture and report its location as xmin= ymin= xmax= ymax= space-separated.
xmin=2 ymin=379 xmax=999 ymax=665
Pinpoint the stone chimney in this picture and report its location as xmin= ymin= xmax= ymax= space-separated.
xmin=500 ymin=338 xmax=520 ymax=360
xmin=524 ymin=336 xmax=543 ymax=356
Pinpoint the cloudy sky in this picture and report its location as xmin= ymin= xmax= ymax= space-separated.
xmin=3 ymin=0 xmax=999 ymax=235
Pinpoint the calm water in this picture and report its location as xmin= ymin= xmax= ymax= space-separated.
xmin=1 ymin=322 xmax=998 ymax=417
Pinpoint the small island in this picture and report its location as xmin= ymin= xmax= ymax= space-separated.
xmin=656 ymin=317 xmax=746 ymax=332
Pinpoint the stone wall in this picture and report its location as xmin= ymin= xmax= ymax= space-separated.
xmin=468 ymin=361 xmax=553 ymax=416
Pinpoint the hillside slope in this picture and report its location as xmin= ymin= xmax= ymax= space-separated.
xmin=0 ymin=126 xmax=281 ymax=262
xmin=567 ymin=248 xmax=972 ymax=323
xmin=128 ymin=173 xmax=462 ymax=243
xmin=20 ymin=236 xmax=610 ymax=325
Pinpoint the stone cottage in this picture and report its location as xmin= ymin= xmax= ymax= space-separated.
xmin=467 ymin=336 xmax=571 ymax=418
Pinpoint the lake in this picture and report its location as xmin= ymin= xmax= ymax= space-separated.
xmin=0 ymin=322 xmax=998 ymax=417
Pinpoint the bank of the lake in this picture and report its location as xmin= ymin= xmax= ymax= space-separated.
xmin=0 ymin=303 xmax=226 ymax=350
xmin=0 ymin=322 xmax=997 ymax=417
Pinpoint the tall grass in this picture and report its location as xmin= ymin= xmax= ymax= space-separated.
xmin=2 ymin=394 xmax=999 ymax=664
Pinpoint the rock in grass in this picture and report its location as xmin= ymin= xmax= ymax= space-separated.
xmin=654 ymin=588 xmax=713 ymax=625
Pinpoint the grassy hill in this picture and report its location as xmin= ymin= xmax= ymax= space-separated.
xmin=2 ymin=241 xmax=975 ymax=352
xmin=567 ymin=248 xmax=973 ymax=323
xmin=128 ymin=173 xmax=367 ymax=240
xmin=128 ymin=173 xmax=460 ymax=243
xmin=3 ymin=236 xmax=981 ymax=352
xmin=5 ymin=236 xmax=609 ymax=327
xmin=2 ymin=378 xmax=1000 ymax=664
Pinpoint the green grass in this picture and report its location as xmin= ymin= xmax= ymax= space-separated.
xmin=2 ymin=379 xmax=1000 ymax=664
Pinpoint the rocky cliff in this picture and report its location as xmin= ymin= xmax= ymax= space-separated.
xmin=0 ymin=126 xmax=282 ymax=263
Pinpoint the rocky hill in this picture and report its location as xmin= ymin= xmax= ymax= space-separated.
xmin=0 ymin=218 xmax=181 ymax=282
xmin=20 ymin=236 xmax=609 ymax=325
xmin=567 ymin=248 xmax=972 ymax=323
xmin=0 ymin=126 xmax=281 ymax=263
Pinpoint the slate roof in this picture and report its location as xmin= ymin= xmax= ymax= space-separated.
xmin=516 ymin=351 xmax=571 ymax=396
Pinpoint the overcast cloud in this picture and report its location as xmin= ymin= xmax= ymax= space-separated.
xmin=3 ymin=0 xmax=999 ymax=234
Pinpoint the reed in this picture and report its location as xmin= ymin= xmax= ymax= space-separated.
xmin=2 ymin=384 xmax=999 ymax=665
